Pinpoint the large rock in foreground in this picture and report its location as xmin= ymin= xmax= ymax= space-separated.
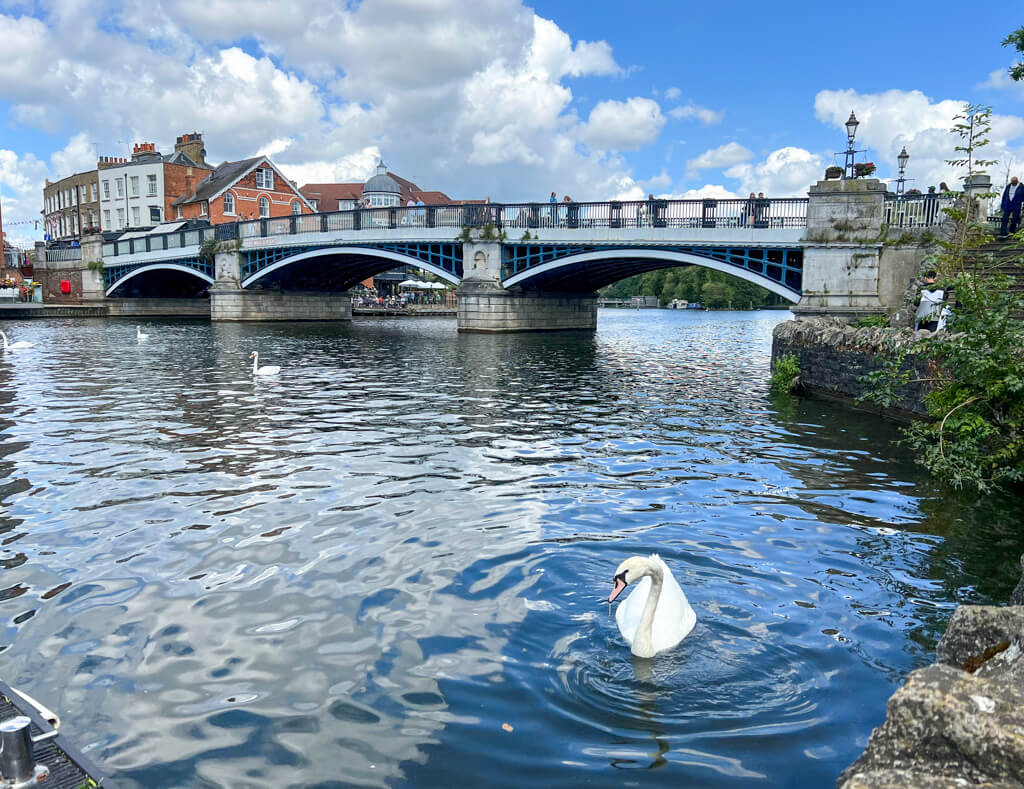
xmin=838 ymin=605 xmax=1024 ymax=788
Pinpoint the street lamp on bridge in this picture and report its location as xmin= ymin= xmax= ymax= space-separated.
xmin=838 ymin=111 xmax=867 ymax=180
xmin=895 ymin=146 xmax=910 ymax=197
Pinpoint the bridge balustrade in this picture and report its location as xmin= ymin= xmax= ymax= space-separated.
xmin=223 ymin=197 xmax=808 ymax=241
xmin=883 ymin=194 xmax=956 ymax=228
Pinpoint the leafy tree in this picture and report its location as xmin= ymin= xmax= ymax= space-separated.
xmin=599 ymin=266 xmax=785 ymax=308
xmin=1004 ymin=26 xmax=1024 ymax=82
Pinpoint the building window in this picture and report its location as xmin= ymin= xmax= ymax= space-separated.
xmin=130 ymin=176 xmax=139 ymax=196
xmin=255 ymin=167 xmax=274 ymax=190
xmin=200 ymin=200 xmax=208 ymax=216
xmin=103 ymin=180 xmax=110 ymax=199
xmin=291 ymin=200 xmax=301 ymax=214
xmin=116 ymin=207 xmax=125 ymax=228
xmin=150 ymin=206 xmax=161 ymax=223
xmin=223 ymin=192 xmax=235 ymax=215
xmin=176 ymin=206 xmax=183 ymax=219
xmin=259 ymin=196 xmax=270 ymax=217
xmin=132 ymin=206 xmax=140 ymax=226
xmin=340 ymin=199 xmax=354 ymax=210
xmin=147 ymin=174 xmax=157 ymax=196
xmin=90 ymin=183 xmax=97 ymax=202
xmin=310 ymin=199 xmax=318 ymax=211
xmin=116 ymin=178 xmax=124 ymax=198
xmin=103 ymin=209 xmax=111 ymax=228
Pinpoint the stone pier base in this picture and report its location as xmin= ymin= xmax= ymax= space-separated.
xmin=210 ymin=289 xmax=352 ymax=322
xmin=457 ymin=286 xmax=596 ymax=332
xmin=106 ymin=298 xmax=211 ymax=318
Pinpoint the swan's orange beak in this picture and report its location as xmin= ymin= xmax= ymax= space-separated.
xmin=609 ymin=575 xmax=627 ymax=603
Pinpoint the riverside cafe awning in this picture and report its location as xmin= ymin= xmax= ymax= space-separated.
xmin=398 ymin=280 xmax=447 ymax=289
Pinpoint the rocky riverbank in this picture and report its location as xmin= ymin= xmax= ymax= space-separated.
xmin=837 ymin=558 xmax=1024 ymax=788
xmin=772 ymin=318 xmax=936 ymax=419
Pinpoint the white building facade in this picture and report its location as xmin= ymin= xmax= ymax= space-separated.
xmin=97 ymin=146 xmax=167 ymax=232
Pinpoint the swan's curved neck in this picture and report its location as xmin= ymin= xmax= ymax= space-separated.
xmin=634 ymin=565 xmax=663 ymax=658
xmin=0 ymin=331 xmax=7 ymax=349
xmin=251 ymin=353 xmax=258 ymax=373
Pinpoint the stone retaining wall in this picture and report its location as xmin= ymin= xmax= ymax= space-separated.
xmin=772 ymin=318 xmax=935 ymax=418
xmin=457 ymin=288 xmax=596 ymax=332
xmin=106 ymin=298 xmax=210 ymax=317
xmin=209 ymin=289 xmax=352 ymax=322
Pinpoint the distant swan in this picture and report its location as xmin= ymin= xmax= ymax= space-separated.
xmin=136 ymin=325 xmax=150 ymax=340
xmin=0 ymin=330 xmax=35 ymax=350
xmin=608 ymin=554 xmax=696 ymax=658
xmin=250 ymin=351 xmax=281 ymax=376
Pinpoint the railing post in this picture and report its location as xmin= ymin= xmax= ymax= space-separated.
xmin=321 ymin=213 xmax=328 ymax=232
xmin=567 ymin=203 xmax=579 ymax=229
xmin=289 ymin=215 xmax=297 ymax=234
xmin=495 ymin=205 xmax=504 ymax=229
xmin=609 ymin=201 xmax=622 ymax=229
xmin=702 ymin=199 xmax=717 ymax=228
xmin=354 ymin=210 xmax=361 ymax=231
xmin=426 ymin=207 xmax=435 ymax=229
xmin=389 ymin=207 xmax=396 ymax=229
xmin=260 ymin=220 xmax=268 ymax=237
xmin=527 ymin=204 xmax=539 ymax=228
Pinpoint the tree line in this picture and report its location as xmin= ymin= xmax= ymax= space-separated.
xmin=599 ymin=266 xmax=787 ymax=309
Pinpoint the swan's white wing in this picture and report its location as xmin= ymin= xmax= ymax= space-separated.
xmin=614 ymin=575 xmax=651 ymax=645
xmin=257 ymin=366 xmax=281 ymax=376
xmin=649 ymin=555 xmax=696 ymax=653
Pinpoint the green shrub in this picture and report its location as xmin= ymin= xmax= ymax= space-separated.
xmin=770 ymin=353 xmax=802 ymax=394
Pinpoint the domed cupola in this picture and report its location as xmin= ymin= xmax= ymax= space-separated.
xmin=362 ymin=160 xmax=401 ymax=207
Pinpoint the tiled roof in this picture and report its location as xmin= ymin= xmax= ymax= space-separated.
xmin=300 ymin=183 xmax=364 ymax=205
xmin=174 ymin=156 xmax=263 ymax=206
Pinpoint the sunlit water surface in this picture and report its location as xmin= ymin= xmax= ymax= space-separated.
xmin=1 ymin=310 xmax=1022 ymax=788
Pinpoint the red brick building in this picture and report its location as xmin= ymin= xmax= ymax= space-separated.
xmin=173 ymin=157 xmax=314 ymax=223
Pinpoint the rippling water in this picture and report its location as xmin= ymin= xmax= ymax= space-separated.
xmin=1 ymin=310 xmax=1022 ymax=788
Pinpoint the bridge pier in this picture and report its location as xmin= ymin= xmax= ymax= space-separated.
xmin=793 ymin=178 xmax=889 ymax=321
xmin=209 ymin=250 xmax=351 ymax=321
xmin=456 ymin=240 xmax=596 ymax=332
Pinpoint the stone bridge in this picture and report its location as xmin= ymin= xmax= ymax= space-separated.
xmin=54 ymin=178 xmax=974 ymax=331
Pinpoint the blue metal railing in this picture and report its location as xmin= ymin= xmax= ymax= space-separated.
xmin=100 ymin=197 xmax=809 ymax=258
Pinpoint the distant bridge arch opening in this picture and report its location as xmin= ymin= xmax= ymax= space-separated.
xmin=105 ymin=264 xmax=214 ymax=298
xmin=241 ymin=246 xmax=462 ymax=291
xmin=501 ymin=248 xmax=801 ymax=302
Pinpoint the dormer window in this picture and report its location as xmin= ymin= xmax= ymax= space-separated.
xmin=223 ymin=192 xmax=235 ymax=215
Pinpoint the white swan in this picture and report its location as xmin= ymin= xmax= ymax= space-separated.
xmin=608 ymin=554 xmax=696 ymax=658
xmin=0 ymin=330 xmax=35 ymax=350
xmin=136 ymin=325 xmax=150 ymax=340
xmin=249 ymin=351 xmax=281 ymax=376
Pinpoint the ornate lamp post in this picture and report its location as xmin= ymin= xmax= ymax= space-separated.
xmin=838 ymin=111 xmax=866 ymax=179
xmin=896 ymin=146 xmax=909 ymax=197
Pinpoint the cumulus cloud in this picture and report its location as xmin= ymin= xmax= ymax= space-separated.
xmin=686 ymin=142 xmax=753 ymax=171
xmin=668 ymin=103 xmax=723 ymax=125
xmin=580 ymin=97 xmax=666 ymax=151
xmin=725 ymin=147 xmax=823 ymax=197
xmin=814 ymin=88 xmax=1024 ymax=190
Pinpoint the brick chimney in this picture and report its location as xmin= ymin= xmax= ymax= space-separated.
xmin=174 ymin=133 xmax=207 ymax=166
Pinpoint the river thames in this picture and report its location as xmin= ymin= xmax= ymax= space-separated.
xmin=1 ymin=309 xmax=1021 ymax=788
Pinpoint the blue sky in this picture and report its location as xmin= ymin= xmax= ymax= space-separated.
xmin=1 ymin=0 xmax=1022 ymax=246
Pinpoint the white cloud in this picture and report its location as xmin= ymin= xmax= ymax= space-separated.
xmin=814 ymin=88 xmax=1024 ymax=191
xmin=0 ymin=149 xmax=49 ymax=247
xmin=980 ymin=68 xmax=1024 ymax=101
xmin=725 ymin=147 xmax=823 ymax=197
xmin=580 ymin=97 xmax=666 ymax=151
xmin=664 ymin=184 xmax=740 ymax=200
xmin=686 ymin=142 xmax=753 ymax=171
xmin=668 ymin=103 xmax=723 ymax=125
xmin=664 ymin=87 xmax=681 ymax=101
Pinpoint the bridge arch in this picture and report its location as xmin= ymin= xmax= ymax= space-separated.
xmin=241 ymin=246 xmax=461 ymax=290
xmin=502 ymin=248 xmax=800 ymax=302
xmin=105 ymin=263 xmax=214 ymax=297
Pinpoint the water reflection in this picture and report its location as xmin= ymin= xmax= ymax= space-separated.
xmin=0 ymin=310 xmax=1021 ymax=788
